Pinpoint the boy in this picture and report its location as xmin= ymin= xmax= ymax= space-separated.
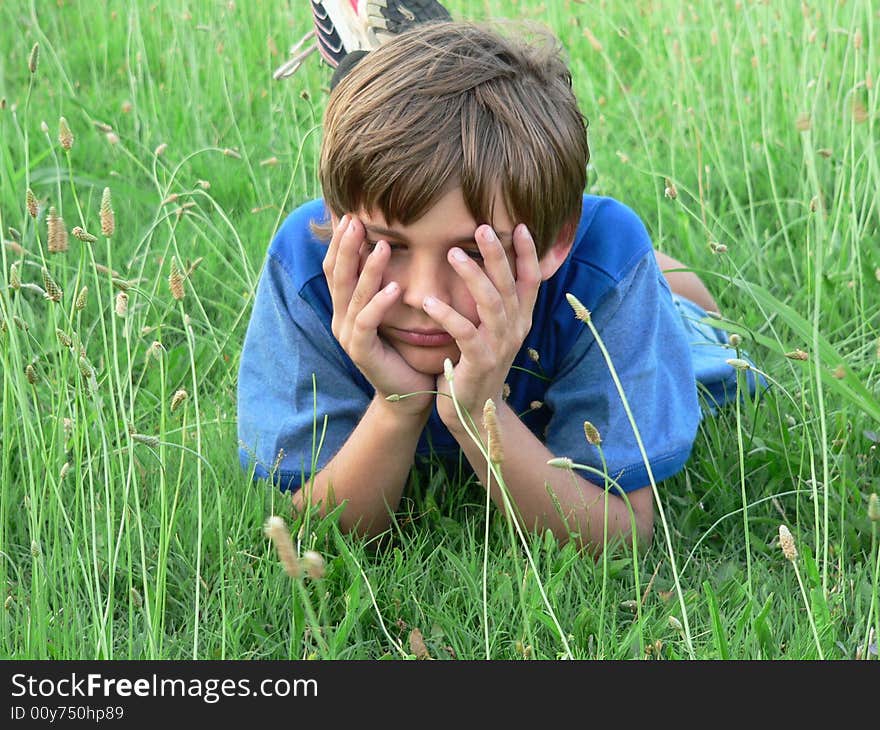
xmin=240 ymin=7 xmax=752 ymax=549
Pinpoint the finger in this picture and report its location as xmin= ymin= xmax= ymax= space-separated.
xmin=330 ymin=216 xmax=365 ymax=317
xmin=322 ymin=213 xmax=349 ymax=280
xmin=476 ymin=225 xmax=517 ymax=307
xmin=347 ymin=239 xmax=390 ymax=321
xmin=513 ymin=223 xmax=542 ymax=316
xmin=422 ymin=295 xmax=484 ymax=358
xmin=349 ymin=281 xmax=401 ymax=355
xmin=448 ymin=245 xmax=507 ymax=334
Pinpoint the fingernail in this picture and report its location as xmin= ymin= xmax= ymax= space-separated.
xmin=450 ymin=248 xmax=468 ymax=262
xmin=347 ymin=218 xmax=356 ymax=233
xmin=337 ymin=214 xmax=348 ymax=231
xmin=483 ymin=226 xmax=496 ymax=242
xmin=371 ymin=240 xmax=383 ymax=255
xmin=385 ymin=282 xmax=398 ymax=295
xmin=423 ymin=295 xmax=436 ymax=309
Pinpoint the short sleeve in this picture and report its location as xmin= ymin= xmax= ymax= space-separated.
xmin=236 ymin=253 xmax=370 ymax=491
xmin=542 ymin=252 xmax=701 ymax=493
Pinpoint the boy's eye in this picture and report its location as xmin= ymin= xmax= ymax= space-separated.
xmin=366 ymin=240 xmax=404 ymax=253
xmin=462 ymin=248 xmax=485 ymax=264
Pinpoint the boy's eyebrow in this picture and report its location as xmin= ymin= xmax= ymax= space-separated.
xmin=363 ymin=224 xmax=513 ymax=245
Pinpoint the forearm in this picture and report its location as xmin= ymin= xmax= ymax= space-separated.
xmin=448 ymin=401 xmax=654 ymax=551
xmin=293 ymin=396 xmax=430 ymax=538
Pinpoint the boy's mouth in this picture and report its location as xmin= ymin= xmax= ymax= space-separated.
xmin=387 ymin=327 xmax=454 ymax=348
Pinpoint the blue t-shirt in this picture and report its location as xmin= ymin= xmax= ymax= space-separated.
xmin=237 ymin=195 xmax=754 ymax=495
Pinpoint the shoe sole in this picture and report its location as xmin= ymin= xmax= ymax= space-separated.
xmin=365 ymin=0 xmax=451 ymax=41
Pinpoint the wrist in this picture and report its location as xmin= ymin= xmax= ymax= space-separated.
xmin=372 ymin=392 xmax=433 ymax=426
xmin=438 ymin=395 xmax=487 ymax=440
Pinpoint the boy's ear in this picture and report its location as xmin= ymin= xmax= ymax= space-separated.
xmin=538 ymin=219 xmax=577 ymax=281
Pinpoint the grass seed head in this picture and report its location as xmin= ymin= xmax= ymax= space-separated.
xmin=583 ymin=27 xmax=603 ymax=52
xmin=170 ymin=388 xmax=188 ymax=412
xmin=100 ymin=187 xmax=115 ymax=236
xmin=59 ymin=462 xmax=70 ymax=480
xmin=443 ymin=357 xmax=454 ymax=382
xmin=154 ymin=143 xmax=168 ymax=156
xmin=482 ymin=398 xmax=503 ymax=464
xmin=263 ymin=515 xmax=301 ymax=578
xmin=851 ymin=99 xmax=868 ymax=124
xmin=42 ymin=267 xmax=62 ymax=302
xmin=9 ymin=262 xmax=21 ymax=290
xmin=169 ymin=256 xmax=185 ymax=300
xmin=26 ymin=188 xmax=38 ymax=218
xmin=58 ymin=116 xmax=74 ymax=150
xmin=301 ymin=550 xmax=325 ymax=579
xmin=547 ymin=456 xmax=574 ymax=469
xmin=785 ymin=348 xmax=809 ymax=361
xmin=3 ymin=240 xmax=25 ymax=257
xmin=28 ymin=42 xmax=39 ymax=73
xmin=72 ymin=226 xmax=97 ymax=243
xmin=13 ymin=315 xmax=28 ymax=331
xmin=115 ymin=290 xmax=128 ymax=317
xmin=147 ymin=341 xmax=166 ymax=360
xmin=25 ymin=363 xmax=38 ymax=384
xmin=56 ymin=328 xmax=73 ymax=348
xmin=778 ymin=524 xmax=798 ymax=562
xmin=75 ymin=286 xmax=88 ymax=311
xmin=186 ymin=256 xmax=204 ymax=276
xmin=47 ymin=207 xmax=69 ymax=253
xmin=24 ymin=188 xmax=40 ymax=218
xmin=132 ymin=433 xmax=160 ymax=448
xmin=527 ymin=347 xmax=540 ymax=363
xmin=565 ymin=293 xmax=591 ymax=322
xmin=583 ymin=420 xmax=602 ymax=446
xmin=868 ymin=493 xmax=880 ymax=522
xmin=664 ymin=177 xmax=678 ymax=199
xmin=77 ymin=355 xmax=93 ymax=380
xmin=130 ymin=587 xmax=143 ymax=608
xmin=726 ymin=358 xmax=751 ymax=371
xmin=728 ymin=333 xmax=742 ymax=348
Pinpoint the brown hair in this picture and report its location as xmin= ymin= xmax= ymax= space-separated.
xmin=316 ymin=21 xmax=590 ymax=257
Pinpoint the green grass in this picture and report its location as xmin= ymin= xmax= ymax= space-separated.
xmin=0 ymin=0 xmax=878 ymax=660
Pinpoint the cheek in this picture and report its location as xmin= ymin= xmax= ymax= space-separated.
xmin=382 ymin=257 xmax=406 ymax=286
xmin=449 ymin=280 xmax=480 ymax=323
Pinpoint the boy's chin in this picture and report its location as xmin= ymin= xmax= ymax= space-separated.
xmin=397 ymin=344 xmax=461 ymax=376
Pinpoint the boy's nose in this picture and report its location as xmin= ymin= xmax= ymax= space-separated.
xmin=399 ymin=257 xmax=450 ymax=311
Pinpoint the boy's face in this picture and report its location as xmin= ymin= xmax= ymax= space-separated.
xmin=335 ymin=187 xmax=524 ymax=376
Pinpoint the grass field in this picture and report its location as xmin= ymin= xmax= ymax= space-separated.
xmin=0 ymin=0 xmax=878 ymax=660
